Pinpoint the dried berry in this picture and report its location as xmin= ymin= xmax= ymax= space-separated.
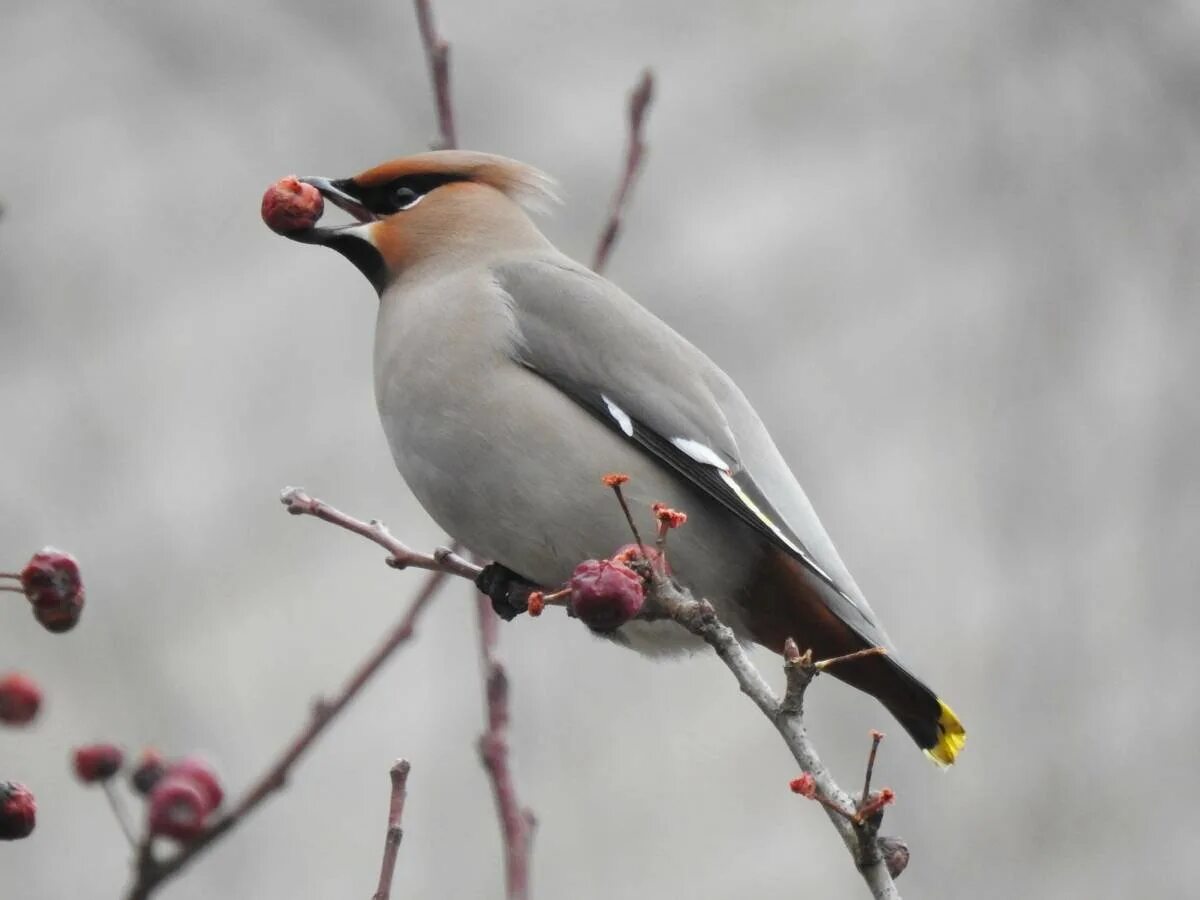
xmin=148 ymin=776 xmax=209 ymax=841
xmin=0 ymin=782 xmax=36 ymax=840
xmin=20 ymin=547 xmax=84 ymax=633
xmin=73 ymin=744 xmax=124 ymax=783
xmin=261 ymin=176 xmax=324 ymax=234
xmin=0 ymin=673 xmax=42 ymax=726
xmin=130 ymin=749 xmax=167 ymax=796
xmin=568 ymin=559 xmax=645 ymax=631
xmin=167 ymin=756 xmax=223 ymax=812
xmin=878 ymin=835 xmax=910 ymax=879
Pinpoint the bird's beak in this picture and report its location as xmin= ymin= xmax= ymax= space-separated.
xmin=285 ymin=176 xmax=387 ymax=291
xmin=297 ymin=176 xmax=378 ymax=225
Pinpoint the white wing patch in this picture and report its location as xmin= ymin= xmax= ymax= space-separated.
xmin=670 ymin=436 xmax=733 ymax=471
xmin=602 ymin=395 xmax=634 ymax=437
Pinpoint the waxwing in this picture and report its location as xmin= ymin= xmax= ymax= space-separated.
xmin=276 ymin=151 xmax=965 ymax=765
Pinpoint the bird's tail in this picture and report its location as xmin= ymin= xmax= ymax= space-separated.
xmin=832 ymin=651 xmax=966 ymax=766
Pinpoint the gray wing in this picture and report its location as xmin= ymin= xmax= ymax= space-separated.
xmin=494 ymin=255 xmax=893 ymax=648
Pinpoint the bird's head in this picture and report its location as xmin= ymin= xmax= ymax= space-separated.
xmin=281 ymin=151 xmax=558 ymax=292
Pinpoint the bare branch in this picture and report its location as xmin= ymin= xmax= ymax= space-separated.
xmin=475 ymin=592 xmax=536 ymax=900
xmin=124 ymin=565 xmax=453 ymax=899
xmin=413 ymin=0 xmax=457 ymax=150
xmin=372 ymin=759 xmax=412 ymax=900
xmin=281 ymin=487 xmax=480 ymax=581
xmin=645 ymin=576 xmax=903 ymax=900
xmin=593 ymin=69 xmax=655 ymax=274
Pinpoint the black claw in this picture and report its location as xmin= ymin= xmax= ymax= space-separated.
xmin=475 ymin=563 xmax=540 ymax=622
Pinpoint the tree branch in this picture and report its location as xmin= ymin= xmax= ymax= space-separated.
xmin=475 ymin=591 xmax=536 ymax=900
xmin=281 ymin=487 xmax=480 ymax=581
xmin=413 ymin=0 xmax=457 ymax=150
xmin=372 ymin=759 xmax=412 ymax=900
xmin=593 ymin=69 xmax=655 ymax=274
xmin=124 ymin=563 xmax=453 ymax=899
xmin=644 ymin=573 xmax=902 ymax=899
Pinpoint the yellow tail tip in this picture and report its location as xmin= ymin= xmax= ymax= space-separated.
xmin=924 ymin=700 xmax=966 ymax=767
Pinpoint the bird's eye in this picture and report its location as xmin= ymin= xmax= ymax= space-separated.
xmin=392 ymin=186 xmax=422 ymax=211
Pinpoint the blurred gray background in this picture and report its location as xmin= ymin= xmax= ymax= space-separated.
xmin=2 ymin=1 xmax=1198 ymax=897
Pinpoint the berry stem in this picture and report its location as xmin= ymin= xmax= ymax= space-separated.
xmin=102 ymin=781 xmax=138 ymax=849
xmin=0 ymin=585 xmax=24 ymax=593
xmin=0 ymin=572 xmax=20 ymax=580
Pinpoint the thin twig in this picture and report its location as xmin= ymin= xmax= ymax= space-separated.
xmin=603 ymin=475 xmax=648 ymax=558
xmin=413 ymin=0 xmax=457 ymax=150
xmin=103 ymin=781 xmax=138 ymax=849
xmin=593 ymin=69 xmax=655 ymax=274
xmin=475 ymin=591 xmax=536 ymax=900
xmin=372 ymin=759 xmax=412 ymax=900
xmin=281 ymin=487 xmax=480 ymax=581
xmin=0 ymin=571 xmax=21 ymax=579
xmin=0 ymin=585 xmax=25 ymax=593
xmin=124 ymin=565 xmax=453 ymax=899
xmin=860 ymin=731 xmax=885 ymax=814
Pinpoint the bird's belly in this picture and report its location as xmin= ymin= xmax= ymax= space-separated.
xmin=378 ymin=357 xmax=759 ymax=653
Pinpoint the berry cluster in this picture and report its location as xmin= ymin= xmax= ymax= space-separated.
xmin=74 ymin=744 xmax=225 ymax=841
xmin=1 ymin=548 xmax=89 ymax=841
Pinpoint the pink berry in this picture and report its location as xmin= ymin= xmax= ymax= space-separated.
xmin=261 ymin=176 xmax=324 ymax=234
xmin=0 ymin=673 xmax=42 ymax=726
xmin=148 ymin=776 xmax=209 ymax=841
xmin=168 ymin=756 xmax=223 ymax=811
xmin=568 ymin=559 xmax=645 ymax=631
xmin=20 ymin=547 xmax=84 ymax=633
xmin=73 ymin=744 xmax=124 ymax=783
xmin=0 ymin=782 xmax=36 ymax=840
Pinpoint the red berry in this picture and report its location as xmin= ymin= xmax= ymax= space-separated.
xmin=261 ymin=176 xmax=324 ymax=234
xmin=568 ymin=559 xmax=645 ymax=631
xmin=0 ymin=782 xmax=36 ymax=840
xmin=0 ymin=673 xmax=42 ymax=726
xmin=148 ymin=776 xmax=209 ymax=841
xmin=73 ymin=744 xmax=124 ymax=783
xmin=168 ymin=756 xmax=223 ymax=811
xmin=20 ymin=547 xmax=84 ymax=633
xmin=130 ymin=749 xmax=167 ymax=796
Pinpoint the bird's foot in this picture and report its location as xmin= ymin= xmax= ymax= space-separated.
xmin=475 ymin=563 xmax=540 ymax=621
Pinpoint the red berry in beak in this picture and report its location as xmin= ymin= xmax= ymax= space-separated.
xmin=261 ymin=176 xmax=324 ymax=234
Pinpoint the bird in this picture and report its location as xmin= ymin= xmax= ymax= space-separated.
xmin=277 ymin=150 xmax=965 ymax=765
